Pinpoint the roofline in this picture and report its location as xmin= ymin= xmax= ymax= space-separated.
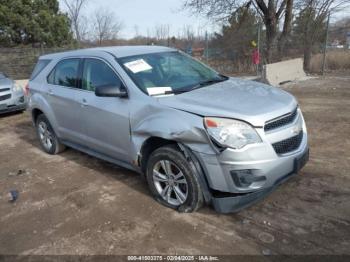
xmin=39 ymin=45 xmax=177 ymax=60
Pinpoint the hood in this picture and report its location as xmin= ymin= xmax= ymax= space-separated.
xmin=0 ymin=77 xmax=14 ymax=88
xmin=158 ymin=78 xmax=298 ymax=127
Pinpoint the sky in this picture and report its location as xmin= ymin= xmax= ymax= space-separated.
xmin=58 ymin=0 xmax=218 ymax=39
xmin=58 ymin=0 xmax=350 ymax=40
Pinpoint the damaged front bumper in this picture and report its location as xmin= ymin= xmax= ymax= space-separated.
xmin=211 ymin=148 xmax=309 ymax=213
xmin=192 ymin=127 xmax=309 ymax=213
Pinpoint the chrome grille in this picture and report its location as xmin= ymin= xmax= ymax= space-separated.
xmin=272 ymin=131 xmax=303 ymax=154
xmin=265 ymin=109 xmax=298 ymax=132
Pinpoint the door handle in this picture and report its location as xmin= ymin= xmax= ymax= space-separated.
xmin=48 ymin=89 xmax=53 ymax=96
xmin=81 ymin=98 xmax=88 ymax=107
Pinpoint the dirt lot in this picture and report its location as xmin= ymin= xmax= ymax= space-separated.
xmin=0 ymin=76 xmax=349 ymax=255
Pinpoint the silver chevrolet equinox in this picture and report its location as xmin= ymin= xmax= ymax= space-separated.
xmin=28 ymin=46 xmax=309 ymax=213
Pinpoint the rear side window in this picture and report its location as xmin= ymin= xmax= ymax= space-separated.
xmin=30 ymin=59 xmax=51 ymax=80
xmin=47 ymin=59 xmax=80 ymax=88
xmin=82 ymin=58 xmax=121 ymax=92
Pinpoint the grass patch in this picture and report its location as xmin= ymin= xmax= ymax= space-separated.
xmin=310 ymin=49 xmax=350 ymax=73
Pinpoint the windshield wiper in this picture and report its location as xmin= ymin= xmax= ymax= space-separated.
xmin=189 ymin=75 xmax=229 ymax=91
xmin=164 ymin=75 xmax=229 ymax=95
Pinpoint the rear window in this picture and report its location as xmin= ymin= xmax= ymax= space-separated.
xmin=30 ymin=59 xmax=51 ymax=80
xmin=47 ymin=59 xmax=80 ymax=88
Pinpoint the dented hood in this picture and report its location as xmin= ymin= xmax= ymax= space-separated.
xmin=158 ymin=78 xmax=298 ymax=127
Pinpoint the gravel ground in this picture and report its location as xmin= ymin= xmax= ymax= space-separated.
xmin=0 ymin=76 xmax=349 ymax=255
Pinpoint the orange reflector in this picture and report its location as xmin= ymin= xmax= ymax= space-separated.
xmin=205 ymin=119 xmax=218 ymax=128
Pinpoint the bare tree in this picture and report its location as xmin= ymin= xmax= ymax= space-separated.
xmin=278 ymin=0 xmax=294 ymax=56
xmin=62 ymin=0 xmax=89 ymax=43
xmin=154 ymin=24 xmax=171 ymax=42
xmin=183 ymin=0 xmax=295 ymax=62
xmin=182 ymin=25 xmax=195 ymax=42
xmin=134 ymin=25 xmax=140 ymax=38
xmin=294 ymin=0 xmax=349 ymax=70
xmin=93 ymin=8 xmax=124 ymax=45
xmin=329 ymin=16 xmax=350 ymax=46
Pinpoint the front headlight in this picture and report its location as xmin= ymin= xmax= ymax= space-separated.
xmin=204 ymin=117 xmax=262 ymax=149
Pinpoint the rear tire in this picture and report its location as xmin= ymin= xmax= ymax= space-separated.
xmin=36 ymin=114 xmax=65 ymax=155
xmin=146 ymin=145 xmax=203 ymax=212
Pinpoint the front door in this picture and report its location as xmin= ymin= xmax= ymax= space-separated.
xmin=77 ymin=58 xmax=132 ymax=163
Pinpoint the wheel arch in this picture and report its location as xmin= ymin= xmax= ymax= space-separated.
xmin=29 ymin=93 xmax=60 ymax=136
xmin=31 ymin=108 xmax=44 ymax=124
xmin=139 ymin=136 xmax=177 ymax=174
xmin=139 ymin=136 xmax=212 ymax=204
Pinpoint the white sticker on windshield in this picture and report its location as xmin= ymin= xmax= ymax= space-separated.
xmin=124 ymin=59 xmax=152 ymax=73
xmin=147 ymin=87 xmax=173 ymax=97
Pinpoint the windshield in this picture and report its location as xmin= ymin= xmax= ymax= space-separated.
xmin=118 ymin=51 xmax=227 ymax=96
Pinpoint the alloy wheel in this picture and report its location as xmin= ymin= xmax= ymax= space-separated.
xmin=153 ymin=160 xmax=188 ymax=206
xmin=38 ymin=121 xmax=53 ymax=151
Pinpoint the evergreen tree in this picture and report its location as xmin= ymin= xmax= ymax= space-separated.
xmin=213 ymin=7 xmax=259 ymax=61
xmin=0 ymin=0 xmax=73 ymax=47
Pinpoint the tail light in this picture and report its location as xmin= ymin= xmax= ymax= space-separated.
xmin=24 ymin=83 xmax=29 ymax=96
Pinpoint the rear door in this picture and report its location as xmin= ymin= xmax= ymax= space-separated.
xmin=77 ymin=58 xmax=132 ymax=162
xmin=46 ymin=58 xmax=85 ymax=144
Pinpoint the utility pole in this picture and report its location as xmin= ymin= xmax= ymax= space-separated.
xmin=205 ymin=30 xmax=209 ymax=63
xmin=322 ymin=12 xmax=331 ymax=76
xmin=257 ymin=22 xmax=261 ymax=76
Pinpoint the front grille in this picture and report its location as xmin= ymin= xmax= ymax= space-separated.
xmin=0 ymin=94 xmax=11 ymax=101
xmin=265 ymin=109 xmax=298 ymax=132
xmin=0 ymin=88 xmax=10 ymax=92
xmin=272 ymin=131 xmax=303 ymax=154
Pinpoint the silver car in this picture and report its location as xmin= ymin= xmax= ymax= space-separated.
xmin=0 ymin=72 xmax=26 ymax=114
xmin=28 ymin=46 xmax=309 ymax=213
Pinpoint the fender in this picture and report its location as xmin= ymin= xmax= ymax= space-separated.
xmin=130 ymin=104 xmax=217 ymax=161
xmin=177 ymin=143 xmax=213 ymax=205
xmin=29 ymin=93 xmax=60 ymax=136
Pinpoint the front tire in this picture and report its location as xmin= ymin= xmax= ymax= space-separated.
xmin=146 ymin=145 xmax=203 ymax=212
xmin=36 ymin=114 xmax=65 ymax=155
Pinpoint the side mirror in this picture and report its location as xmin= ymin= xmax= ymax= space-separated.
xmin=95 ymin=84 xmax=128 ymax=98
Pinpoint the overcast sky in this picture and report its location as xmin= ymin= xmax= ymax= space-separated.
xmin=58 ymin=0 xmax=217 ymax=39
xmin=58 ymin=0 xmax=350 ymax=39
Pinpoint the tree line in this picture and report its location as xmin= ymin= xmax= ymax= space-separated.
xmin=183 ymin=0 xmax=350 ymax=70
xmin=0 ymin=0 xmax=349 ymax=72
xmin=0 ymin=0 xmax=123 ymax=48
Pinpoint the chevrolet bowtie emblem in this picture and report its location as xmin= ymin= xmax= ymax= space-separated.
xmin=292 ymin=125 xmax=302 ymax=135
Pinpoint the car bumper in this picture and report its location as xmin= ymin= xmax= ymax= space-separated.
xmin=210 ymin=148 xmax=309 ymax=213
xmin=0 ymin=91 xmax=27 ymax=114
xmin=192 ymin=110 xmax=309 ymax=213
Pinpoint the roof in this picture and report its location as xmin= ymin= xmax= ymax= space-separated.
xmin=40 ymin=45 xmax=176 ymax=60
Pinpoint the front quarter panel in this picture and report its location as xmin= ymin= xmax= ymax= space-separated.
xmin=28 ymin=88 xmax=60 ymax=135
xmin=129 ymin=99 xmax=216 ymax=158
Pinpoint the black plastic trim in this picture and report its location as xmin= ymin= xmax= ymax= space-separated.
xmin=211 ymin=147 xmax=309 ymax=213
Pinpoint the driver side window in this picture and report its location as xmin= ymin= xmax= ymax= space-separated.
xmin=82 ymin=59 xmax=121 ymax=92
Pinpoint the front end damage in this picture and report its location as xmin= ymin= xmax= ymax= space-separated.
xmin=129 ymin=104 xmax=309 ymax=213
